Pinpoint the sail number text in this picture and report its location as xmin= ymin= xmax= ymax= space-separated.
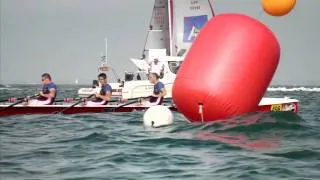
xmin=190 ymin=0 xmax=201 ymax=11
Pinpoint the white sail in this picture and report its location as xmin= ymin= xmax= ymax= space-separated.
xmin=171 ymin=0 xmax=215 ymax=56
xmin=143 ymin=0 xmax=170 ymax=60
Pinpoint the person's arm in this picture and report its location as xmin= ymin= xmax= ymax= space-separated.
xmin=147 ymin=61 xmax=152 ymax=73
xmin=159 ymin=88 xmax=167 ymax=97
xmin=161 ymin=64 xmax=165 ymax=75
xmin=96 ymin=86 xmax=112 ymax=101
xmin=96 ymin=91 xmax=111 ymax=101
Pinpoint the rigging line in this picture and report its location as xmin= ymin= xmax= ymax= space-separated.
xmin=141 ymin=0 xmax=157 ymax=59
xmin=208 ymin=0 xmax=215 ymax=17
xmin=108 ymin=67 xmax=120 ymax=81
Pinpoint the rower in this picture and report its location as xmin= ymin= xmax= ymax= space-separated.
xmin=147 ymin=72 xmax=167 ymax=106
xmin=30 ymin=73 xmax=57 ymax=105
xmin=86 ymin=73 xmax=112 ymax=106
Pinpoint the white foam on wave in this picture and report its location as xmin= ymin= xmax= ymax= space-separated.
xmin=267 ymin=87 xmax=320 ymax=92
xmin=0 ymin=88 xmax=23 ymax=91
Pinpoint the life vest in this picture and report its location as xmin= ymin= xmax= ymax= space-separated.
xmin=37 ymin=83 xmax=56 ymax=104
xmin=93 ymin=85 xmax=110 ymax=105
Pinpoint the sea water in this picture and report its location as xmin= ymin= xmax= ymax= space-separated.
xmin=0 ymin=85 xmax=319 ymax=180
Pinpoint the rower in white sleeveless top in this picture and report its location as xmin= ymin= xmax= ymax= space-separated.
xmin=148 ymin=58 xmax=164 ymax=79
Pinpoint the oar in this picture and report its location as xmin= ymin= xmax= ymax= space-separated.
xmin=53 ymin=94 xmax=95 ymax=114
xmin=118 ymin=96 xmax=174 ymax=107
xmin=53 ymin=97 xmax=121 ymax=104
xmin=0 ymin=97 xmax=25 ymax=103
xmin=121 ymin=96 xmax=151 ymax=102
xmin=0 ymin=94 xmax=39 ymax=112
xmin=105 ymin=96 xmax=152 ymax=112
xmin=53 ymin=98 xmax=81 ymax=103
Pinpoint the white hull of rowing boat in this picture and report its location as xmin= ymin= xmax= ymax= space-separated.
xmin=0 ymin=97 xmax=298 ymax=110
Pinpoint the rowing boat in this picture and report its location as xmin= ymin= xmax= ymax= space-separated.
xmin=0 ymin=97 xmax=298 ymax=117
xmin=0 ymin=100 xmax=176 ymax=117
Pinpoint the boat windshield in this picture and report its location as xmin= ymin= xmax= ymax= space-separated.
xmin=125 ymin=71 xmax=149 ymax=81
xmin=168 ymin=61 xmax=183 ymax=74
xmin=177 ymin=49 xmax=187 ymax=57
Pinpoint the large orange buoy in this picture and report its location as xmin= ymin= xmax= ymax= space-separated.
xmin=172 ymin=13 xmax=280 ymax=123
xmin=261 ymin=0 xmax=296 ymax=16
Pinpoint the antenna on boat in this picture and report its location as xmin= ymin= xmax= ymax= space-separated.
xmin=98 ymin=37 xmax=108 ymax=74
xmin=105 ymin=37 xmax=108 ymax=65
xmin=168 ymin=0 xmax=173 ymax=56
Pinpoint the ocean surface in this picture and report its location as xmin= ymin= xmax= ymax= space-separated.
xmin=0 ymin=85 xmax=319 ymax=180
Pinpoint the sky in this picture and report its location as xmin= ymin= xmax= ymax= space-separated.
xmin=0 ymin=0 xmax=319 ymax=85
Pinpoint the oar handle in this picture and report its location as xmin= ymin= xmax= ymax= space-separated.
xmin=115 ymin=96 xmax=152 ymax=108
xmin=0 ymin=94 xmax=39 ymax=112
xmin=121 ymin=96 xmax=151 ymax=102
xmin=0 ymin=97 xmax=22 ymax=103
xmin=54 ymin=98 xmax=81 ymax=103
xmin=53 ymin=94 xmax=95 ymax=114
xmin=0 ymin=95 xmax=39 ymax=103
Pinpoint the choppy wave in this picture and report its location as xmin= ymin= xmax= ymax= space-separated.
xmin=0 ymin=88 xmax=23 ymax=91
xmin=1 ymin=110 xmax=319 ymax=180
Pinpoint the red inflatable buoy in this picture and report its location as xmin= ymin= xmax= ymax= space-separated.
xmin=172 ymin=13 xmax=280 ymax=123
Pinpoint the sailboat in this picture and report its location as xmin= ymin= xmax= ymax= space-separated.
xmin=78 ymin=0 xmax=215 ymax=99
xmin=129 ymin=0 xmax=214 ymax=85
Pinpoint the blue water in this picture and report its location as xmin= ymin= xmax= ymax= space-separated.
xmin=0 ymin=85 xmax=319 ymax=180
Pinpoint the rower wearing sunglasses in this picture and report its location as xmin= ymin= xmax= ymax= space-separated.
xmin=29 ymin=73 xmax=57 ymax=105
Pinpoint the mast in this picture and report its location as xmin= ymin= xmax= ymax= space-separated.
xmin=168 ymin=0 xmax=173 ymax=56
xmin=141 ymin=1 xmax=156 ymax=59
xmin=98 ymin=38 xmax=108 ymax=74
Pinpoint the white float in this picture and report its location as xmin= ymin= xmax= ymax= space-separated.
xmin=143 ymin=105 xmax=173 ymax=128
